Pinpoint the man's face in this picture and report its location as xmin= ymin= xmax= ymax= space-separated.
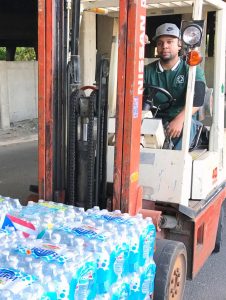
xmin=156 ymin=35 xmax=181 ymax=62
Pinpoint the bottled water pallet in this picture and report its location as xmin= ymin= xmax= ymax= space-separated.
xmin=0 ymin=195 xmax=156 ymax=300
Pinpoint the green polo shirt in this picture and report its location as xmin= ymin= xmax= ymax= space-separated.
xmin=144 ymin=58 xmax=206 ymax=121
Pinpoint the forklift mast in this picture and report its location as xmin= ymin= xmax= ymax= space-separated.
xmin=113 ymin=0 xmax=146 ymax=214
xmin=38 ymin=0 xmax=146 ymax=213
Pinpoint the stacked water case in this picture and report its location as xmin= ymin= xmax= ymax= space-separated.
xmin=0 ymin=195 xmax=156 ymax=299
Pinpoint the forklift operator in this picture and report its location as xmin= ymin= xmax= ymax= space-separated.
xmin=144 ymin=23 xmax=206 ymax=150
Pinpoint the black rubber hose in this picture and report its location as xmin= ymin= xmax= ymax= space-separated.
xmin=71 ymin=0 xmax=80 ymax=56
xmin=96 ymin=58 xmax=109 ymax=208
xmin=71 ymin=0 xmax=80 ymax=85
xmin=87 ymin=91 xmax=96 ymax=209
xmin=67 ymin=89 xmax=81 ymax=205
xmin=99 ymin=89 xmax=109 ymax=209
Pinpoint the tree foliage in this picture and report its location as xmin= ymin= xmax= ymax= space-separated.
xmin=15 ymin=47 xmax=36 ymax=61
xmin=0 ymin=47 xmax=6 ymax=60
xmin=0 ymin=47 xmax=36 ymax=61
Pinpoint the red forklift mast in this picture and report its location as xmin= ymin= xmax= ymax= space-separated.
xmin=113 ymin=0 xmax=146 ymax=215
xmin=37 ymin=0 xmax=147 ymax=211
xmin=38 ymin=0 xmax=68 ymax=202
xmin=38 ymin=0 xmax=54 ymax=201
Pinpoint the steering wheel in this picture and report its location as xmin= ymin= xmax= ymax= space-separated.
xmin=143 ymin=84 xmax=175 ymax=114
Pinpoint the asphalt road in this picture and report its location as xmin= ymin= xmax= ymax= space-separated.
xmin=0 ymin=141 xmax=38 ymax=204
xmin=0 ymin=140 xmax=226 ymax=299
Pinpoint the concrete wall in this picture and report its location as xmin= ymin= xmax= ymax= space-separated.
xmin=97 ymin=15 xmax=114 ymax=58
xmin=204 ymin=57 xmax=214 ymax=88
xmin=205 ymin=57 xmax=226 ymax=89
xmin=0 ymin=61 xmax=38 ymax=129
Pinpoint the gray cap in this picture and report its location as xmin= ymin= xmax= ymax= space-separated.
xmin=153 ymin=23 xmax=180 ymax=41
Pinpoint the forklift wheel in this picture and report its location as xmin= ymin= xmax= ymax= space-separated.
xmin=153 ymin=239 xmax=187 ymax=300
xmin=213 ymin=205 xmax=225 ymax=253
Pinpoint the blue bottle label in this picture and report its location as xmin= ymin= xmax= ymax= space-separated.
xmin=102 ymin=214 xmax=130 ymax=224
xmin=16 ymin=243 xmax=71 ymax=264
xmin=141 ymin=278 xmax=149 ymax=294
xmin=60 ymin=225 xmax=107 ymax=241
xmin=143 ymin=236 xmax=151 ymax=260
xmin=113 ymin=252 xmax=124 ymax=275
xmin=0 ymin=268 xmax=36 ymax=293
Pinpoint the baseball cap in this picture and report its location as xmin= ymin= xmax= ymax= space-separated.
xmin=153 ymin=23 xmax=180 ymax=41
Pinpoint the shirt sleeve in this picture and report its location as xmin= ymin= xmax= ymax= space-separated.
xmin=195 ymin=65 xmax=206 ymax=83
xmin=194 ymin=66 xmax=206 ymax=107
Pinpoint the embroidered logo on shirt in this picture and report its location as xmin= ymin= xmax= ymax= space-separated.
xmin=176 ymin=75 xmax=184 ymax=84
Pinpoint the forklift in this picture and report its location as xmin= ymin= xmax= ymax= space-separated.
xmin=37 ymin=0 xmax=226 ymax=299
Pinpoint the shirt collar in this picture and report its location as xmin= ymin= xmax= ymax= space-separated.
xmin=158 ymin=58 xmax=181 ymax=72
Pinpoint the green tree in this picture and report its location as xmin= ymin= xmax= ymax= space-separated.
xmin=0 ymin=47 xmax=36 ymax=61
xmin=15 ymin=47 xmax=36 ymax=61
xmin=0 ymin=47 xmax=6 ymax=60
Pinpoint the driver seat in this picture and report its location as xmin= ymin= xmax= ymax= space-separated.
xmin=198 ymin=87 xmax=213 ymax=124
xmin=189 ymin=87 xmax=213 ymax=151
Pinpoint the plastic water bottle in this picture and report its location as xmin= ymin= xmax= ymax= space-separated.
xmin=138 ymin=217 xmax=156 ymax=267
xmin=110 ymin=228 xmax=129 ymax=284
xmin=0 ymin=195 xmax=22 ymax=210
xmin=110 ymin=278 xmax=130 ymax=300
xmin=95 ymin=244 xmax=112 ymax=295
xmin=7 ymin=255 xmax=19 ymax=269
xmin=95 ymin=294 xmax=110 ymax=300
xmin=126 ymin=227 xmax=140 ymax=274
xmin=72 ymin=253 xmax=97 ymax=300
xmin=146 ymin=217 xmax=156 ymax=259
xmin=15 ymin=237 xmax=97 ymax=299
xmin=18 ymin=282 xmax=44 ymax=300
xmin=128 ymin=272 xmax=142 ymax=299
xmin=1 ymin=290 xmax=13 ymax=300
xmin=139 ymin=259 xmax=156 ymax=300
xmin=32 ymin=261 xmax=44 ymax=278
xmin=39 ymin=275 xmax=58 ymax=299
xmin=0 ymin=267 xmax=43 ymax=299
xmin=0 ymin=200 xmax=157 ymax=300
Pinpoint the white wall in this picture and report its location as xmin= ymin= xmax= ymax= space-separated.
xmin=0 ymin=61 xmax=38 ymax=129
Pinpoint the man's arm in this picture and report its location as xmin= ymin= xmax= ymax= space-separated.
xmin=167 ymin=106 xmax=199 ymax=138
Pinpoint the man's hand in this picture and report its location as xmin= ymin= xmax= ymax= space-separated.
xmin=166 ymin=106 xmax=199 ymax=138
xmin=166 ymin=111 xmax=185 ymax=138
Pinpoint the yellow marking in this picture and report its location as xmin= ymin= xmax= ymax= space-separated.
xmin=47 ymin=223 xmax=53 ymax=230
xmin=130 ymin=171 xmax=139 ymax=183
xmin=39 ymin=202 xmax=66 ymax=211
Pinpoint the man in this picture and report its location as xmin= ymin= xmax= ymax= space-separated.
xmin=144 ymin=23 xmax=206 ymax=150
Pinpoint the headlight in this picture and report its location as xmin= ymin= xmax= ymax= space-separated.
xmin=182 ymin=24 xmax=202 ymax=47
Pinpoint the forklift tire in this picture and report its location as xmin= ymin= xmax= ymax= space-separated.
xmin=213 ymin=205 xmax=224 ymax=253
xmin=153 ymin=239 xmax=187 ymax=300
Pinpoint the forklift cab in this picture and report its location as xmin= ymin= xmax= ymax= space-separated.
xmin=136 ymin=3 xmax=225 ymax=207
